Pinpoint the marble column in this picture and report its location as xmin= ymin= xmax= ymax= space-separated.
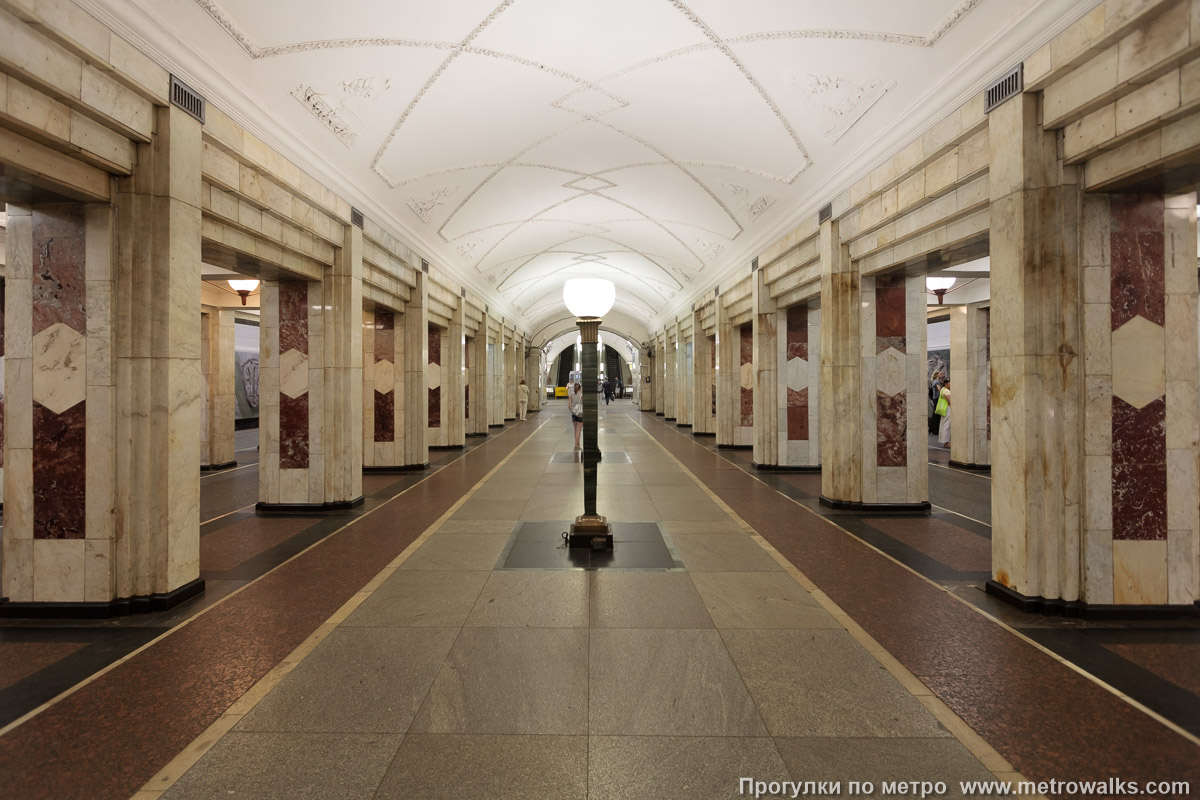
xmin=503 ymin=329 xmax=516 ymax=421
xmin=525 ymin=351 xmax=542 ymax=412
xmin=404 ymin=273 xmax=429 ymax=466
xmin=655 ymin=332 xmax=666 ymax=415
xmin=988 ymin=93 xmax=1084 ymax=607
xmin=201 ymin=307 xmax=236 ymax=470
xmin=858 ymin=274 xmax=928 ymax=506
xmin=677 ymin=330 xmax=693 ymax=426
xmin=427 ymin=323 xmax=445 ymax=446
xmin=258 ymin=278 xmax=327 ymax=507
xmin=0 ymin=282 xmax=5 ymax=498
xmin=949 ymin=303 xmax=991 ymax=470
xmin=1078 ymin=191 xmax=1199 ymax=607
xmin=445 ymin=302 xmax=465 ymax=447
xmin=362 ymin=306 xmax=405 ymax=468
xmin=752 ymin=268 xmax=778 ymax=465
xmin=734 ymin=324 xmax=753 ymax=447
xmin=488 ymin=324 xmax=503 ymax=427
xmin=819 ymin=219 xmax=863 ymax=505
xmin=716 ymin=304 xmax=737 ymax=445
xmin=639 ymin=349 xmax=655 ymax=412
xmin=777 ymin=302 xmax=821 ymax=467
xmin=663 ymin=325 xmax=677 ymax=421
xmin=691 ymin=323 xmax=715 ymax=435
xmin=321 ymin=222 xmax=363 ymax=505
xmin=468 ymin=317 xmax=490 ymax=434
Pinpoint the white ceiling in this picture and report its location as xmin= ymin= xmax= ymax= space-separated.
xmin=110 ymin=0 xmax=1088 ymax=334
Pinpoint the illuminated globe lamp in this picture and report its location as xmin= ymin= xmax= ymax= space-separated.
xmin=926 ymin=276 xmax=956 ymax=305
xmin=227 ymin=278 xmax=260 ymax=306
xmin=562 ymin=278 xmax=616 ymax=550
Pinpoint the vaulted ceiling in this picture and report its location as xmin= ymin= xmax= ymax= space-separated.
xmin=110 ymin=0 xmax=1084 ymax=337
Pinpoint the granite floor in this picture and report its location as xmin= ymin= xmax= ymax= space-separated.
xmin=158 ymin=409 xmax=998 ymax=800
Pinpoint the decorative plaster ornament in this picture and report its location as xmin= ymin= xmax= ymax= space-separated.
xmin=407 ymin=186 xmax=459 ymax=224
xmin=796 ymin=74 xmax=894 ymax=144
xmin=723 ymin=183 xmax=775 ymax=221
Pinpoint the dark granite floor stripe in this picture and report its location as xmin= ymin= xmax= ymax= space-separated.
xmin=0 ymin=419 xmax=544 ymax=800
xmin=629 ymin=411 xmax=1200 ymax=791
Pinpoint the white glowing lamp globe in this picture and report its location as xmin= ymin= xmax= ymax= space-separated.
xmin=563 ymin=278 xmax=615 ymax=318
xmin=925 ymin=276 xmax=956 ymax=291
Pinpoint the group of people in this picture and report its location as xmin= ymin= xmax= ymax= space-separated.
xmin=929 ymin=371 xmax=951 ymax=447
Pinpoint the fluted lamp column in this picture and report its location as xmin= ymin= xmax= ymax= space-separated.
xmin=564 ymin=278 xmax=615 ymax=550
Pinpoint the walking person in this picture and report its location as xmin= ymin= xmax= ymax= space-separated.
xmin=936 ymin=378 xmax=952 ymax=448
xmin=568 ymin=380 xmax=584 ymax=450
xmin=602 ymin=376 xmax=612 ymax=405
xmin=517 ymin=378 xmax=529 ymax=421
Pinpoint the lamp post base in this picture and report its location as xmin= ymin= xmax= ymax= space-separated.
xmin=567 ymin=514 xmax=613 ymax=550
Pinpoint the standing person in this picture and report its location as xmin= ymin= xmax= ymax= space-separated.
xmin=928 ymin=371 xmax=944 ymax=435
xmin=517 ymin=378 xmax=529 ymax=421
xmin=602 ymin=376 xmax=612 ymax=405
xmin=937 ymin=378 xmax=952 ymax=448
xmin=568 ymin=380 xmax=584 ymax=450
xmin=616 ymin=376 xmax=623 ymax=399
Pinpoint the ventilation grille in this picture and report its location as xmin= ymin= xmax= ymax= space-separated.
xmin=985 ymin=64 xmax=1023 ymax=113
xmin=818 ymin=203 xmax=832 ymax=223
xmin=169 ymin=75 xmax=205 ymax=124
xmin=421 ymin=258 xmax=429 ymax=273
xmin=350 ymin=207 xmax=364 ymax=228
xmin=750 ymin=257 xmax=759 ymax=272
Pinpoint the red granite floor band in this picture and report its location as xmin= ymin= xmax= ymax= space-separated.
xmin=0 ymin=421 xmax=542 ymax=800
xmin=632 ymin=413 xmax=1200 ymax=794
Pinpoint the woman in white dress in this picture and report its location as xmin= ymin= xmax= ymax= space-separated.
xmin=938 ymin=379 xmax=952 ymax=447
xmin=568 ymin=381 xmax=584 ymax=450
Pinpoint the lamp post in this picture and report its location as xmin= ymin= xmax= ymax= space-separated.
xmin=563 ymin=278 xmax=615 ymax=550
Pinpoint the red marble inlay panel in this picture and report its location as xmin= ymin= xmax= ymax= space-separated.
xmin=33 ymin=401 xmax=86 ymax=539
xmin=428 ymin=325 xmax=441 ymax=367
xmin=740 ymin=324 xmax=752 ymax=427
xmin=1112 ymin=396 xmax=1166 ymax=541
xmin=374 ymin=312 xmax=394 ymax=365
xmin=787 ymin=387 xmax=808 ymax=441
xmin=279 ymin=393 xmax=309 ymax=470
xmin=374 ymin=389 xmax=395 ymax=442
xmin=1110 ymin=195 xmax=1165 ymax=329
xmin=32 ymin=206 xmax=86 ymax=336
xmin=876 ymin=391 xmax=907 ymax=467
xmin=429 ymin=387 xmax=441 ymax=429
xmin=278 ymin=281 xmax=309 ymax=356
xmin=875 ymin=276 xmax=906 ymax=339
xmin=786 ymin=305 xmax=807 ymax=361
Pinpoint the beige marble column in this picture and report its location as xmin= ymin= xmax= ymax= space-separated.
xmin=988 ymin=93 xmax=1084 ymax=607
xmin=362 ymin=306 xmax=406 ymax=469
xmin=488 ymin=322 xmax=503 ymax=427
xmin=445 ymin=301 xmax=465 ymax=447
xmin=663 ymin=324 xmax=677 ymax=420
xmin=503 ymin=327 xmax=516 ymax=421
xmin=525 ymin=351 xmax=542 ymax=412
xmin=949 ymin=303 xmax=991 ymax=470
xmin=752 ymin=268 xmax=779 ymax=466
xmin=716 ymin=303 xmax=737 ymax=446
xmin=321 ymin=222 xmax=363 ymax=504
xmin=201 ymin=307 xmax=237 ymax=470
xmin=819 ymin=219 xmax=862 ymax=505
xmin=656 ymin=332 xmax=667 ymax=415
xmin=468 ymin=314 xmax=490 ymax=434
xmin=692 ymin=320 xmax=715 ymax=436
xmin=403 ymin=273 xmax=429 ymax=466
xmin=676 ymin=328 xmax=693 ymax=426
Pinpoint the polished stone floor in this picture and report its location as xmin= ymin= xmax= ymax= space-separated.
xmin=160 ymin=410 xmax=998 ymax=799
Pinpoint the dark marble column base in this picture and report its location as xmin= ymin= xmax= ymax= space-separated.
xmin=692 ymin=431 xmax=716 ymax=437
xmin=429 ymin=444 xmax=465 ymax=450
xmin=256 ymin=496 xmax=365 ymax=515
xmin=675 ymin=422 xmax=692 ymax=428
xmin=200 ymin=460 xmax=238 ymax=472
xmin=0 ymin=578 xmax=205 ymax=619
xmin=466 ymin=432 xmax=489 ymax=437
xmin=664 ymin=416 xmax=676 ymax=421
xmin=752 ymin=462 xmax=821 ymax=472
xmin=818 ymin=496 xmax=931 ymax=514
xmin=716 ymin=443 xmax=752 ymax=450
xmin=985 ymin=580 xmax=1200 ymax=619
xmin=948 ymin=459 xmax=991 ymax=471
xmin=363 ymin=463 xmax=429 ymax=473
xmin=488 ymin=423 xmax=505 ymax=428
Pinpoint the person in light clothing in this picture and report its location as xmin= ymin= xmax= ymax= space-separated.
xmin=937 ymin=378 xmax=952 ymax=448
xmin=517 ymin=378 xmax=529 ymax=421
xmin=567 ymin=380 xmax=584 ymax=450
